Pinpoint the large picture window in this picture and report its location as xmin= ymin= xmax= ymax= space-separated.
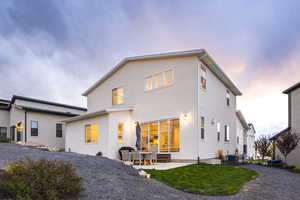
xmin=112 ymin=87 xmax=124 ymax=105
xmin=140 ymin=119 xmax=180 ymax=152
xmin=31 ymin=121 xmax=38 ymax=136
xmin=85 ymin=124 xmax=98 ymax=143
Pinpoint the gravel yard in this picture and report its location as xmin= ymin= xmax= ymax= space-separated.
xmin=0 ymin=144 xmax=300 ymax=200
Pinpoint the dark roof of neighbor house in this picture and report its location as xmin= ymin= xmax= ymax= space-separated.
xmin=82 ymin=49 xmax=242 ymax=96
xmin=11 ymin=95 xmax=87 ymax=111
xmin=0 ymin=99 xmax=11 ymax=103
xmin=21 ymin=106 xmax=79 ymax=117
xmin=269 ymin=127 xmax=291 ymax=140
xmin=283 ymin=81 xmax=300 ymax=94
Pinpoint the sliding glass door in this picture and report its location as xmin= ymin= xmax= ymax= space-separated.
xmin=140 ymin=119 xmax=180 ymax=153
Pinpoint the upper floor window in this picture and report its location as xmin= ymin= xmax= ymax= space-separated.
xmin=56 ymin=123 xmax=63 ymax=138
xmin=85 ymin=124 xmax=98 ymax=143
xmin=226 ymin=90 xmax=230 ymax=106
xmin=237 ymin=136 xmax=239 ymax=144
xmin=144 ymin=70 xmax=174 ymax=91
xmin=217 ymin=122 xmax=220 ymax=141
xmin=200 ymin=116 xmax=205 ymax=139
xmin=117 ymin=123 xmax=123 ymax=142
xmin=200 ymin=64 xmax=207 ymax=89
xmin=224 ymin=125 xmax=230 ymax=142
xmin=112 ymin=87 xmax=124 ymax=105
xmin=31 ymin=121 xmax=38 ymax=136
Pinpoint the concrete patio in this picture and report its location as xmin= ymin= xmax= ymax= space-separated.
xmin=132 ymin=162 xmax=196 ymax=170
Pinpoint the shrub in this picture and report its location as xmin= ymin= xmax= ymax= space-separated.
xmin=292 ymin=168 xmax=300 ymax=173
xmin=269 ymin=162 xmax=284 ymax=168
xmin=216 ymin=149 xmax=224 ymax=160
xmin=283 ymin=165 xmax=296 ymax=169
xmin=0 ymin=138 xmax=10 ymax=143
xmin=96 ymin=151 xmax=102 ymax=156
xmin=0 ymin=159 xmax=83 ymax=200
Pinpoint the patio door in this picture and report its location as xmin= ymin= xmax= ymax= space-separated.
xmin=140 ymin=119 xmax=180 ymax=153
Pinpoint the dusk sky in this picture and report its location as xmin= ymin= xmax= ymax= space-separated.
xmin=0 ymin=0 xmax=300 ymax=136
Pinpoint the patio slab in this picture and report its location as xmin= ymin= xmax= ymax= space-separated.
xmin=132 ymin=162 xmax=196 ymax=170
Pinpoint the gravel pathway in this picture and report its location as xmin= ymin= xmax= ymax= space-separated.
xmin=0 ymin=144 xmax=300 ymax=200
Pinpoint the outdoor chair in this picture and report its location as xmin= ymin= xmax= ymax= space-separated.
xmin=151 ymin=151 xmax=157 ymax=164
xmin=143 ymin=153 xmax=153 ymax=165
xmin=131 ymin=152 xmax=143 ymax=165
xmin=120 ymin=150 xmax=131 ymax=161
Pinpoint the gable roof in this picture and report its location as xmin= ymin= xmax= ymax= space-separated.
xmin=82 ymin=49 xmax=242 ymax=96
xmin=270 ymin=127 xmax=291 ymax=140
xmin=283 ymin=81 xmax=300 ymax=94
xmin=11 ymin=95 xmax=87 ymax=111
xmin=236 ymin=110 xmax=250 ymax=130
xmin=0 ymin=99 xmax=10 ymax=103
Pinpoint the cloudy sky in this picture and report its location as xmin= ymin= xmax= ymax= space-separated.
xmin=0 ymin=0 xmax=299 ymax=136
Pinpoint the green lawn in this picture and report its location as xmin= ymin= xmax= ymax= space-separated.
xmin=145 ymin=163 xmax=258 ymax=196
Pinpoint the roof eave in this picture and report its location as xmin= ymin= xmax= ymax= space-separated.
xmin=199 ymin=53 xmax=242 ymax=96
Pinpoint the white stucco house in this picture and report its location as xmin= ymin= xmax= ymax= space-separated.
xmin=271 ymin=81 xmax=300 ymax=167
xmin=64 ymin=49 xmax=244 ymax=161
xmin=236 ymin=111 xmax=256 ymax=159
xmin=0 ymin=95 xmax=87 ymax=148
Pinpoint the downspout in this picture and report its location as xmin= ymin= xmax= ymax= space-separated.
xmin=25 ymin=110 xmax=27 ymax=142
xmin=196 ymin=61 xmax=200 ymax=163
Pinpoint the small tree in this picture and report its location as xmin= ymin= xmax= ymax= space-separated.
xmin=276 ymin=129 xmax=300 ymax=163
xmin=254 ymin=135 xmax=272 ymax=161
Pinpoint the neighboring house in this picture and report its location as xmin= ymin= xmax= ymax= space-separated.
xmin=236 ymin=111 xmax=256 ymax=159
xmin=64 ymin=49 xmax=242 ymax=161
xmin=0 ymin=95 xmax=87 ymax=148
xmin=271 ymin=82 xmax=300 ymax=167
xmin=0 ymin=99 xmax=10 ymax=140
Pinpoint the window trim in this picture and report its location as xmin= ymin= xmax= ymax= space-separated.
xmin=224 ymin=125 xmax=230 ymax=142
xmin=56 ymin=123 xmax=63 ymax=138
xmin=217 ymin=122 xmax=220 ymax=141
xmin=226 ymin=90 xmax=231 ymax=107
xmin=117 ymin=123 xmax=124 ymax=142
xmin=200 ymin=116 xmax=205 ymax=139
xmin=0 ymin=127 xmax=7 ymax=138
xmin=31 ymin=120 xmax=38 ymax=137
xmin=140 ymin=118 xmax=180 ymax=153
xmin=85 ymin=124 xmax=99 ymax=144
xmin=144 ymin=69 xmax=174 ymax=92
xmin=200 ymin=64 xmax=207 ymax=90
xmin=112 ymin=87 xmax=124 ymax=105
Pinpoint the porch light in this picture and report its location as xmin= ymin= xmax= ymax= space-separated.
xmin=181 ymin=113 xmax=191 ymax=124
